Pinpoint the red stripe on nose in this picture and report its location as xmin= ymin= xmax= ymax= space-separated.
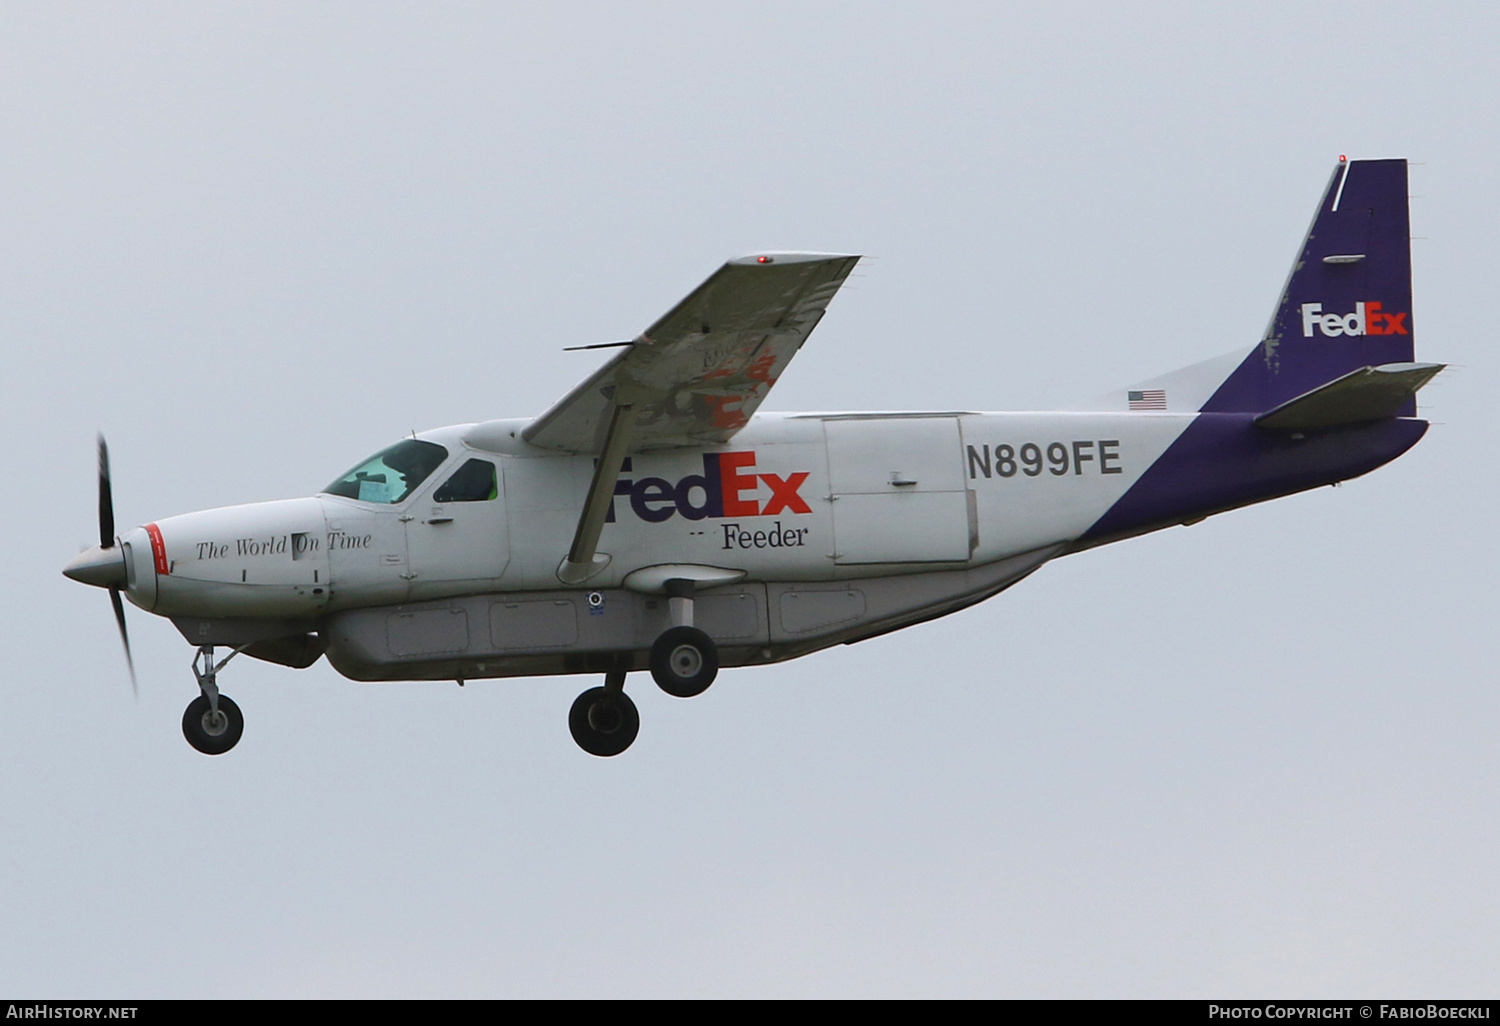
xmin=144 ymin=523 xmax=169 ymax=575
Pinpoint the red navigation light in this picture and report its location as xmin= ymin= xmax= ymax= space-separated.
xmin=1338 ymin=154 xmax=1347 ymax=163
xmin=757 ymin=255 xmax=772 ymax=264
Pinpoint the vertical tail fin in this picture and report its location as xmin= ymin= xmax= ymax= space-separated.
xmin=1202 ymin=158 xmax=1416 ymax=415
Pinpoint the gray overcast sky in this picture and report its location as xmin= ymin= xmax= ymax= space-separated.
xmin=3 ymin=2 xmax=1496 ymax=997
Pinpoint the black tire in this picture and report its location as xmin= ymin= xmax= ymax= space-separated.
xmin=649 ymin=626 xmax=718 ymax=698
xmin=182 ymin=694 xmax=244 ymax=755
xmin=568 ymin=686 xmax=639 ymax=757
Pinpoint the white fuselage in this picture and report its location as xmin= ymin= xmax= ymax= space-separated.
xmin=120 ymin=410 xmax=1192 ymax=623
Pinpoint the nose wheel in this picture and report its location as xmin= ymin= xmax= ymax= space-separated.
xmin=183 ymin=644 xmax=246 ymax=755
xmin=182 ymin=694 xmax=244 ymax=755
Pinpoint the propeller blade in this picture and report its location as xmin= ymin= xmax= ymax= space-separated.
xmin=109 ymin=586 xmax=138 ymax=697
xmin=99 ymin=436 xmax=135 ymax=695
xmin=97 ymin=433 xmax=115 ymax=548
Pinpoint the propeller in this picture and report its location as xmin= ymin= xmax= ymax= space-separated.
xmin=96 ymin=435 xmax=137 ymax=696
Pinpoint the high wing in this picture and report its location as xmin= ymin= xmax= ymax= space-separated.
xmin=523 ymin=252 xmax=861 ymax=454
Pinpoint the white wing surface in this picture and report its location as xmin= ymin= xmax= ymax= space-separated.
xmin=523 ymin=252 xmax=860 ymax=453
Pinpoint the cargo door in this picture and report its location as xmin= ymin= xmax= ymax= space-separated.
xmin=824 ymin=417 xmax=971 ymax=564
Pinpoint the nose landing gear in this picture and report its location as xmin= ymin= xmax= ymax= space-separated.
xmin=183 ymin=645 xmax=245 ymax=755
xmin=182 ymin=693 xmax=244 ymax=755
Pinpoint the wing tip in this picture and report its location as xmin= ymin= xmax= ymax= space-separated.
xmin=728 ymin=252 xmax=860 ymax=266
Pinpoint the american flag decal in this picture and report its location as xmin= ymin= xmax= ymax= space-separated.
xmin=1128 ymin=389 xmax=1167 ymax=410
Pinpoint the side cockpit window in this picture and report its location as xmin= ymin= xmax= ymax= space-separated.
xmin=323 ymin=439 xmax=449 ymax=505
xmin=433 ymin=458 xmax=499 ymax=502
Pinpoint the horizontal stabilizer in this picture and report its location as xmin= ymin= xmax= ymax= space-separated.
xmin=1254 ymin=362 xmax=1443 ymax=431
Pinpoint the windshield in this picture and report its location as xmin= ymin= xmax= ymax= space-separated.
xmin=322 ymin=439 xmax=449 ymax=505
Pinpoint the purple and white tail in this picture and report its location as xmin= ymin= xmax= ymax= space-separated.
xmin=1202 ymin=157 xmax=1417 ymax=415
xmin=1079 ymin=159 xmax=1437 ymax=545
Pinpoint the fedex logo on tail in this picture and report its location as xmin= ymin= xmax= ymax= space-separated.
xmin=1301 ymin=302 xmax=1409 ymax=338
xmin=606 ymin=452 xmax=812 ymax=524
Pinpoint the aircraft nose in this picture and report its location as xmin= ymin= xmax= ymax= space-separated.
xmin=63 ymin=545 xmax=127 ymax=588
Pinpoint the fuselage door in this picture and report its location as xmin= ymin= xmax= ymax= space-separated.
xmin=824 ymin=416 xmax=970 ymax=564
xmin=322 ymin=504 xmax=413 ymax=605
xmin=405 ymin=456 xmax=510 ymax=586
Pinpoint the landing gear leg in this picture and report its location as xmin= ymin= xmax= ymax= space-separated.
xmin=183 ymin=645 xmax=245 ymax=755
xmin=569 ymin=661 xmax=639 ymax=757
xmin=650 ymin=578 xmax=718 ymax=698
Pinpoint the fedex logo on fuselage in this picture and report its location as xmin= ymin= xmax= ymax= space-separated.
xmin=1300 ymin=302 xmax=1409 ymax=338
xmin=605 ymin=451 xmax=812 ymax=524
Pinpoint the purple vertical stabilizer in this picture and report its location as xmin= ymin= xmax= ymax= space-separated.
xmin=1081 ymin=158 xmax=1430 ymax=545
xmin=1202 ymin=158 xmax=1415 ymax=416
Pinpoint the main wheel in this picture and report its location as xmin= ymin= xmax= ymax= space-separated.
xmin=568 ymin=686 xmax=639 ymax=757
xmin=649 ymin=626 xmax=718 ymax=698
xmin=182 ymin=694 xmax=244 ymax=755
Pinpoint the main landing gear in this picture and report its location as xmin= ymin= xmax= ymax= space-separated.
xmin=650 ymin=626 xmax=717 ymax=698
xmin=568 ymin=579 xmax=720 ymax=757
xmin=650 ymin=577 xmax=719 ymax=698
xmin=183 ymin=645 xmax=245 ymax=755
xmin=569 ymin=665 xmax=639 ymax=757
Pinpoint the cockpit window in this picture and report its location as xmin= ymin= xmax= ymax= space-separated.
xmin=433 ymin=459 xmax=499 ymax=502
xmin=322 ymin=439 xmax=449 ymax=505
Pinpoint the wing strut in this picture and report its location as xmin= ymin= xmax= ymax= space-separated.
xmin=558 ymin=401 xmax=637 ymax=584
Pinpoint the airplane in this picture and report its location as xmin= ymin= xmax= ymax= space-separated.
xmin=64 ymin=157 xmax=1441 ymax=758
